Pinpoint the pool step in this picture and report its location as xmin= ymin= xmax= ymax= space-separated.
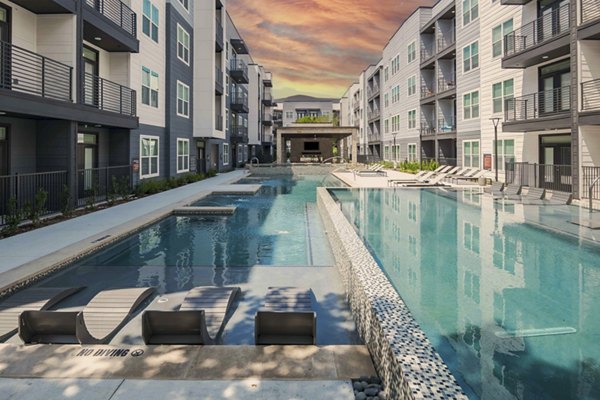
xmin=211 ymin=184 xmax=262 ymax=195
xmin=173 ymin=207 xmax=237 ymax=216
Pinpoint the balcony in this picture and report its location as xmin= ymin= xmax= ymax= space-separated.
xmin=231 ymin=125 xmax=248 ymax=139
xmin=580 ymin=78 xmax=600 ymax=125
xmin=579 ymin=0 xmax=600 ymax=39
xmin=420 ymin=48 xmax=435 ymax=67
xmin=420 ymin=121 xmax=436 ymax=138
xmin=262 ymin=113 xmax=273 ymax=126
xmin=367 ymin=84 xmax=380 ymax=99
xmin=420 ymin=84 xmax=436 ymax=102
xmin=438 ymin=117 xmax=456 ymax=134
xmin=262 ymin=91 xmax=274 ymax=106
xmin=503 ymin=4 xmax=571 ymax=68
xmin=500 ymin=0 xmax=532 ymax=5
xmin=230 ymin=59 xmax=249 ymax=84
xmin=437 ymin=77 xmax=456 ymax=97
xmin=437 ymin=36 xmax=455 ymax=54
xmin=83 ymin=0 xmax=138 ymax=53
xmin=215 ymin=66 xmax=223 ymax=96
xmin=504 ymin=86 xmax=571 ymax=131
xmin=368 ymin=130 xmax=381 ymax=143
xmin=83 ymin=73 xmax=136 ymax=117
xmin=230 ymin=89 xmax=249 ymax=113
xmin=9 ymin=0 xmax=75 ymax=14
xmin=216 ymin=18 xmax=224 ymax=52
xmin=368 ymin=109 xmax=380 ymax=121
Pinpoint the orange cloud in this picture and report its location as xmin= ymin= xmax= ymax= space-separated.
xmin=227 ymin=0 xmax=435 ymax=98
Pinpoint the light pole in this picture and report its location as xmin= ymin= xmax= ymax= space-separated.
xmin=490 ymin=118 xmax=500 ymax=182
xmin=392 ymin=132 xmax=398 ymax=163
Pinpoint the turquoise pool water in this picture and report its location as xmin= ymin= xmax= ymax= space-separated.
xmin=331 ymin=188 xmax=600 ymax=400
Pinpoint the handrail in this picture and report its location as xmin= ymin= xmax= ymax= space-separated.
xmin=590 ymin=176 xmax=600 ymax=212
xmin=250 ymin=157 xmax=260 ymax=166
xmin=321 ymin=156 xmax=347 ymax=164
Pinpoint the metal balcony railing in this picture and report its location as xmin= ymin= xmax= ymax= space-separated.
xmin=506 ymin=162 xmax=572 ymax=193
xmin=367 ymin=84 xmax=380 ymax=98
xmin=420 ymin=121 xmax=436 ymax=136
xmin=231 ymin=125 xmax=248 ymax=137
xmin=421 ymin=84 xmax=435 ymax=99
xmin=215 ymin=18 xmax=224 ymax=49
xmin=504 ymin=4 xmax=570 ymax=57
xmin=83 ymin=73 xmax=136 ymax=116
xmin=368 ymin=109 xmax=380 ymax=120
xmin=0 ymin=41 xmax=72 ymax=102
xmin=215 ymin=66 xmax=223 ymax=94
xmin=421 ymin=47 xmax=435 ymax=63
xmin=438 ymin=117 xmax=456 ymax=133
xmin=215 ymin=114 xmax=223 ymax=131
xmin=437 ymin=36 xmax=455 ymax=52
xmin=581 ymin=0 xmax=600 ymax=24
xmin=505 ymin=86 xmax=570 ymax=122
xmin=230 ymin=59 xmax=248 ymax=75
xmin=230 ymin=89 xmax=248 ymax=107
xmin=437 ymin=77 xmax=455 ymax=93
xmin=582 ymin=78 xmax=600 ymax=111
xmin=85 ymin=0 xmax=136 ymax=37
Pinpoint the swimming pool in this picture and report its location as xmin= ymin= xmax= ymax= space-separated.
xmin=330 ymin=187 xmax=600 ymax=400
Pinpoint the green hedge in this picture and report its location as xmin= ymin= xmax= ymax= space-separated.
xmin=135 ymin=170 xmax=217 ymax=197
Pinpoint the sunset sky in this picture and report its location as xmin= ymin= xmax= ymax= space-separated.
xmin=227 ymin=0 xmax=435 ymax=99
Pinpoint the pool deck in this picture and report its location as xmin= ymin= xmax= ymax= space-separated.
xmin=0 ymin=170 xmax=373 ymax=399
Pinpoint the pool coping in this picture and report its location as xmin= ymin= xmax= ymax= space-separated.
xmin=316 ymin=187 xmax=468 ymax=400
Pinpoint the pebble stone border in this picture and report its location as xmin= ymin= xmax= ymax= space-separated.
xmin=317 ymin=187 xmax=468 ymax=400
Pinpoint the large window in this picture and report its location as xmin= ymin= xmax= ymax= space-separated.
xmin=463 ymin=91 xmax=479 ymax=120
xmin=384 ymin=145 xmax=390 ymax=161
xmin=463 ymin=140 xmax=480 ymax=168
xmin=142 ymin=0 xmax=159 ymax=43
xmin=140 ymin=135 xmax=159 ymax=178
xmin=391 ymin=54 xmax=400 ymax=75
xmin=494 ymin=139 xmax=515 ymax=171
xmin=407 ymin=42 xmax=416 ymax=63
xmin=177 ymin=81 xmax=190 ymax=117
xmin=463 ymin=41 xmax=479 ymax=72
xmin=408 ymin=143 xmax=417 ymax=162
xmin=142 ymin=67 xmax=159 ymax=108
xmin=392 ymin=85 xmax=400 ymax=103
xmin=177 ymin=138 xmax=189 ymax=173
xmin=177 ymin=24 xmax=190 ymax=64
xmin=384 ymin=67 xmax=389 ymax=82
xmin=492 ymin=19 xmax=513 ymax=58
xmin=408 ymin=110 xmax=416 ymax=129
xmin=463 ymin=0 xmax=478 ymax=26
xmin=492 ymin=79 xmax=514 ymax=114
xmin=391 ymin=115 xmax=400 ymax=132
xmin=223 ymin=143 xmax=229 ymax=165
xmin=384 ymin=93 xmax=389 ymax=107
xmin=384 ymin=119 xmax=390 ymax=134
xmin=407 ymin=76 xmax=416 ymax=96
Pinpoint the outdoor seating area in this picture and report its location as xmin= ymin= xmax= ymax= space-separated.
xmin=485 ymin=182 xmax=574 ymax=205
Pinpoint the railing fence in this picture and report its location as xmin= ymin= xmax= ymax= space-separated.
xmin=582 ymin=166 xmax=600 ymax=200
xmin=505 ymin=162 xmax=572 ymax=193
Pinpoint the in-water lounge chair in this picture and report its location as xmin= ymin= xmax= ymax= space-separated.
xmin=0 ymin=287 xmax=83 ymax=342
xmin=19 ymin=287 xmax=155 ymax=344
xmin=255 ymin=287 xmax=316 ymax=345
xmin=485 ymin=181 xmax=505 ymax=196
xmin=142 ymin=286 xmax=240 ymax=345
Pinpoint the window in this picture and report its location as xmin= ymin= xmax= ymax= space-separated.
xmin=408 ymin=110 xmax=416 ymax=129
xmin=391 ymin=54 xmax=400 ymax=75
xmin=392 ymin=86 xmax=400 ymax=103
xmin=384 ymin=119 xmax=390 ymax=134
xmin=408 ymin=143 xmax=417 ymax=162
xmin=177 ymin=0 xmax=189 ymax=10
xmin=143 ymin=0 xmax=159 ymax=43
xmin=463 ymin=0 xmax=478 ymax=26
xmin=463 ymin=91 xmax=479 ymax=120
xmin=384 ymin=93 xmax=389 ymax=107
xmin=494 ymin=139 xmax=515 ymax=171
xmin=407 ymin=76 xmax=416 ymax=96
xmin=463 ymin=140 xmax=480 ymax=168
xmin=223 ymin=143 xmax=229 ymax=165
xmin=492 ymin=79 xmax=514 ymax=114
xmin=177 ymin=24 xmax=190 ymax=64
xmin=140 ymin=135 xmax=159 ymax=178
xmin=177 ymin=139 xmax=189 ymax=173
xmin=384 ymin=67 xmax=389 ymax=82
xmin=286 ymin=111 xmax=294 ymax=119
xmin=177 ymin=81 xmax=190 ymax=117
xmin=384 ymin=145 xmax=390 ymax=160
xmin=463 ymin=41 xmax=479 ymax=72
xmin=142 ymin=67 xmax=159 ymax=107
xmin=492 ymin=19 xmax=513 ymax=57
xmin=391 ymin=115 xmax=400 ymax=132
xmin=407 ymin=42 xmax=416 ymax=63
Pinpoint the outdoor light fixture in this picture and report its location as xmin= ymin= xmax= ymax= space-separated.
xmin=490 ymin=118 xmax=501 ymax=182
xmin=94 ymin=37 xmax=102 ymax=41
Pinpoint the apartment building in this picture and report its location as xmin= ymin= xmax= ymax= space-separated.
xmin=0 ymin=0 xmax=273 ymax=212
xmin=277 ymin=95 xmax=338 ymax=126
xmin=341 ymin=0 xmax=600 ymax=198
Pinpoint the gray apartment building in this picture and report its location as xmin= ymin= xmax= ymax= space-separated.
xmin=0 ymin=0 xmax=273 ymax=213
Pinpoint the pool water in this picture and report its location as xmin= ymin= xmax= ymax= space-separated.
xmin=331 ymin=188 xmax=600 ymax=400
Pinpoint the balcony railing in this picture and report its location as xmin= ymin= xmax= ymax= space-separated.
xmin=437 ymin=77 xmax=455 ymax=93
xmin=438 ymin=117 xmax=456 ymax=133
xmin=505 ymin=162 xmax=572 ymax=194
xmin=231 ymin=126 xmax=248 ymax=137
xmin=262 ymin=113 xmax=273 ymax=124
xmin=215 ymin=66 xmax=223 ymax=94
xmin=504 ymin=4 xmax=570 ymax=57
xmin=368 ymin=109 xmax=380 ymax=120
xmin=216 ymin=114 xmax=223 ymax=131
xmin=215 ymin=18 xmax=224 ymax=50
xmin=421 ymin=47 xmax=434 ymax=63
xmin=85 ymin=0 xmax=136 ymax=37
xmin=0 ymin=41 xmax=72 ymax=102
xmin=420 ymin=121 xmax=436 ymax=136
xmin=83 ymin=73 xmax=136 ymax=116
xmin=437 ymin=36 xmax=455 ymax=52
xmin=230 ymin=59 xmax=248 ymax=75
xmin=583 ymin=166 xmax=600 ymax=200
xmin=230 ymin=89 xmax=248 ymax=107
xmin=581 ymin=0 xmax=600 ymax=25
xmin=505 ymin=86 xmax=570 ymax=122
xmin=421 ymin=84 xmax=435 ymax=99
xmin=582 ymin=78 xmax=600 ymax=111
xmin=367 ymin=84 xmax=380 ymax=98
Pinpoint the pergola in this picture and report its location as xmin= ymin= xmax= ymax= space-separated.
xmin=276 ymin=125 xmax=359 ymax=164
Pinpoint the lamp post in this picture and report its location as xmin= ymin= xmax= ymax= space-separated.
xmin=392 ymin=132 xmax=398 ymax=163
xmin=490 ymin=118 xmax=500 ymax=182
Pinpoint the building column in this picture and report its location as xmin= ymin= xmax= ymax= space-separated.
xmin=276 ymin=131 xmax=284 ymax=164
xmin=352 ymin=129 xmax=358 ymax=164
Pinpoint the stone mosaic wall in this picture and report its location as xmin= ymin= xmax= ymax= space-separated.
xmin=317 ymin=187 xmax=468 ymax=400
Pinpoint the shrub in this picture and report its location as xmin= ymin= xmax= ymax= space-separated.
xmin=29 ymin=188 xmax=48 ymax=226
xmin=2 ymin=197 xmax=22 ymax=236
xmin=60 ymin=184 xmax=73 ymax=217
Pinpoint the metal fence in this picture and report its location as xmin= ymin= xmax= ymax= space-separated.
xmin=76 ymin=165 xmax=132 ymax=208
xmin=86 ymin=0 xmax=137 ymax=37
xmin=582 ymin=166 xmax=600 ymax=200
xmin=0 ymin=171 xmax=68 ymax=226
xmin=505 ymin=162 xmax=572 ymax=193
xmin=504 ymin=4 xmax=570 ymax=57
xmin=357 ymin=155 xmax=382 ymax=164
xmin=505 ymin=86 xmax=571 ymax=122
xmin=83 ymin=73 xmax=137 ymax=116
